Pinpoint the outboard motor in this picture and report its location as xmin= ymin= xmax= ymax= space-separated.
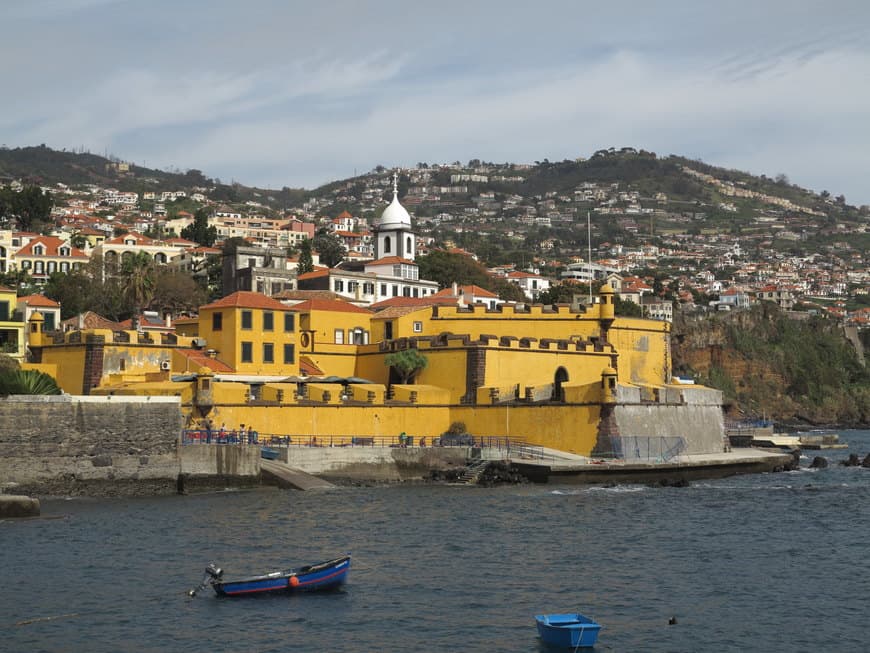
xmin=204 ymin=563 xmax=223 ymax=580
xmin=189 ymin=563 xmax=223 ymax=597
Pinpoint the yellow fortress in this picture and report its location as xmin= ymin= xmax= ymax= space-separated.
xmin=26 ymin=282 xmax=726 ymax=458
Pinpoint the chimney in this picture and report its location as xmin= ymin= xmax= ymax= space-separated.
xmin=452 ymin=281 xmax=458 ymax=296
xmin=165 ymin=313 xmax=172 ymax=328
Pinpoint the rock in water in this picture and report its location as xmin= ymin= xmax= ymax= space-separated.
xmin=809 ymin=456 xmax=828 ymax=469
xmin=840 ymin=454 xmax=861 ymax=467
xmin=0 ymin=495 xmax=41 ymax=518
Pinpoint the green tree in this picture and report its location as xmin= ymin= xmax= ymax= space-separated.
xmin=416 ymin=250 xmax=492 ymax=289
xmin=150 ymin=268 xmax=207 ymax=316
xmin=384 ymin=349 xmax=428 ymax=384
xmin=121 ymin=252 xmax=157 ymax=318
xmin=0 ymin=185 xmax=53 ymax=231
xmin=296 ymin=238 xmax=314 ymax=275
xmin=615 ymin=296 xmax=643 ymax=317
xmin=0 ymin=369 xmax=62 ymax=396
xmin=537 ymin=282 xmax=583 ymax=305
xmin=181 ymin=207 xmax=218 ymax=246
xmin=313 ymin=231 xmax=346 ymax=268
xmin=0 ymin=353 xmax=20 ymax=375
xmin=492 ymin=279 xmax=528 ymax=303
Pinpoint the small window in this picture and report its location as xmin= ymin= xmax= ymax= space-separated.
xmin=413 ymin=321 xmax=423 ymax=333
xmin=334 ymin=279 xmax=344 ymax=292
xmin=283 ymin=343 xmax=295 ymax=364
xmin=263 ymin=311 xmax=274 ymax=331
xmin=212 ymin=312 xmax=223 ymax=331
xmin=119 ymin=358 xmax=126 ymax=371
xmin=241 ymin=310 xmax=253 ymax=329
xmin=406 ymin=236 xmax=412 ymax=253
xmin=241 ymin=341 xmax=253 ymax=362
xmin=380 ymin=283 xmax=387 ymax=295
xmin=284 ymin=312 xmax=295 ymax=332
xmin=384 ymin=236 xmax=392 ymax=253
xmin=263 ymin=342 xmax=274 ymax=363
xmin=334 ymin=329 xmax=344 ymax=344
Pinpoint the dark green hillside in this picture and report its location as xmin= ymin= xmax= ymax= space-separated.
xmin=672 ymin=304 xmax=870 ymax=427
xmin=0 ymin=145 xmax=306 ymax=210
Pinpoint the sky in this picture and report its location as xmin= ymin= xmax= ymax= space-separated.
xmin=3 ymin=0 xmax=870 ymax=205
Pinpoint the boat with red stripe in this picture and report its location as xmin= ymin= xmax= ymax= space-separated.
xmin=189 ymin=554 xmax=351 ymax=598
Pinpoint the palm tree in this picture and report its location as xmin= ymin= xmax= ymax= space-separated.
xmin=0 ymin=369 xmax=62 ymax=396
xmin=121 ymin=251 xmax=157 ymax=321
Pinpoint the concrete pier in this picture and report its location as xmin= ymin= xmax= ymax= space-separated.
xmin=260 ymin=459 xmax=336 ymax=490
xmin=504 ymin=447 xmax=797 ymax=484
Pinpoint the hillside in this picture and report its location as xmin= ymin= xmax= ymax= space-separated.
xmin=671 ymin=304 xmax=870 ymax=427
xmin=0 ymin=145 xmax=306 ymax=209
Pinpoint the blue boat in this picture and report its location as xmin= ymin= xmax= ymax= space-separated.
xmin=535 ymin=613 xmax=602 ymax=648
xmin=189 ymin=554 xmax=350 ymax=597
xmin=260 ymin=446 xmax=280 ymax=460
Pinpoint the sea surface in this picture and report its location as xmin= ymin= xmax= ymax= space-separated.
xmin=3 ymin=430 xmax=869 ymax=653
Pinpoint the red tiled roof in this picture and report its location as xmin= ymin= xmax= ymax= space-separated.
xmin=104 ymin=231 xmax=154 ymax=245
xmin=15 ymin=235 xmax=88 ymax=258
xmin=370 ymin=296 xmax=458 ymax=310
xmin=272 ymin=289 xmax=349 ymax=302
xmin=116 ymin=315 xmax=172 ymax=331
xmin=366 ymin=256 xmax=416 ymax=266
xmin=291 ymin=299 xmax=372 ymax=314
xmin=17 ymin=294 xmax=60 ymax=308
xmin=176 ymin=349 xmax=234 ymax=373
xmin=296 ymin=268 xmax=330 ymax=281
xmin=432 ymin=284 xmax=497 ymax=298
xmin=299 ymin=356 xmax=324 ymax=376
xmin=200 ymin=291 xmax=292 ymax=311
xmin=61 ymin=311 xmax=123 ymax=331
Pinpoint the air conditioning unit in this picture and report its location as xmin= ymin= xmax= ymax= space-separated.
xmin=160 ymin=361 xmax=171 ymax=371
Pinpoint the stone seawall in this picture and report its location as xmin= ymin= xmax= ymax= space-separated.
xmin=614 ymin=385 xmax=726 ymax=454
xmin=0 ymin=395 xmax=183 ymax=497
xmin=281 ymin=446 xmax=469 ymax=482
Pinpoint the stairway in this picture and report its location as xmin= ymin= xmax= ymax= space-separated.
xmin=457 ymin=459 xmax=490 ymax=485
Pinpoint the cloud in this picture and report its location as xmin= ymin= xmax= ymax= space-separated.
xmin=2 ymin=1 xmax=869 ymax=203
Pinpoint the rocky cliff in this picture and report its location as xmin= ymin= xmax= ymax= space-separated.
xmin=671 ymin=304 xmax=870 ymax=427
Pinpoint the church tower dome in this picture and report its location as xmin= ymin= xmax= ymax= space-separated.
xmin=373 ymin=171 xmax=416 ymax=261
xmin=375 ymin=172 xmax=412 ymax=230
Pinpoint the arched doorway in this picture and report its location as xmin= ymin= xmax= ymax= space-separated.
xmin=553 ymin=367 xmax=569 ymax=402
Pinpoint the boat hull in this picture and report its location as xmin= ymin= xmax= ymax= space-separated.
xmin=212 ymin=555 xmax=350 ymax=597
xmin=535 ymin=613 xmax=601 ymax=648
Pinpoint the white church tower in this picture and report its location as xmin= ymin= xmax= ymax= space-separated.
xmin=373 ymin=172 xmax=416 ymax=261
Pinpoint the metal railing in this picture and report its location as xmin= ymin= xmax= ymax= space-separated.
xmin=180 ymin=430 xmax=552 ymax=459
xmin=610 ymin=435 xmax=687 ymax=462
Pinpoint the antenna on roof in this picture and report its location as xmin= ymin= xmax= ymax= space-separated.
xmin=587 ymin=211 xmax=593 ymax=306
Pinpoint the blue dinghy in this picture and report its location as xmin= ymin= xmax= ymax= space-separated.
xmin=190 ymin=554 xmax=350 ymax=597
xmin=535 ymin=613 xmax=602 ymax=648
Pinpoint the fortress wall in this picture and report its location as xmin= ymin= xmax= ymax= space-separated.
xmin=283 ymin=446 xmax=469 ymax=480
xmin=0 ymin=395 xmax=182 ymax=495
xmin=613 ymin=398 xmax=726 ymax=455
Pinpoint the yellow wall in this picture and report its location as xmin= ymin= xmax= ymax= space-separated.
xmin=0 ymin=286 xmax=24 ymax=361
xmin=607 ymin=321 xmax=671 ymax=386
xmin=198 ymin=305 xmax=299 ymax=375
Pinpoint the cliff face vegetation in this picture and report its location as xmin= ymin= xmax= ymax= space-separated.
xmin=671 ymin=304 xmax=870 ymax=427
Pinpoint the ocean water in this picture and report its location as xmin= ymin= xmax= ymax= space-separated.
xmin=3 ymin=430 xmax=869 ymax=653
